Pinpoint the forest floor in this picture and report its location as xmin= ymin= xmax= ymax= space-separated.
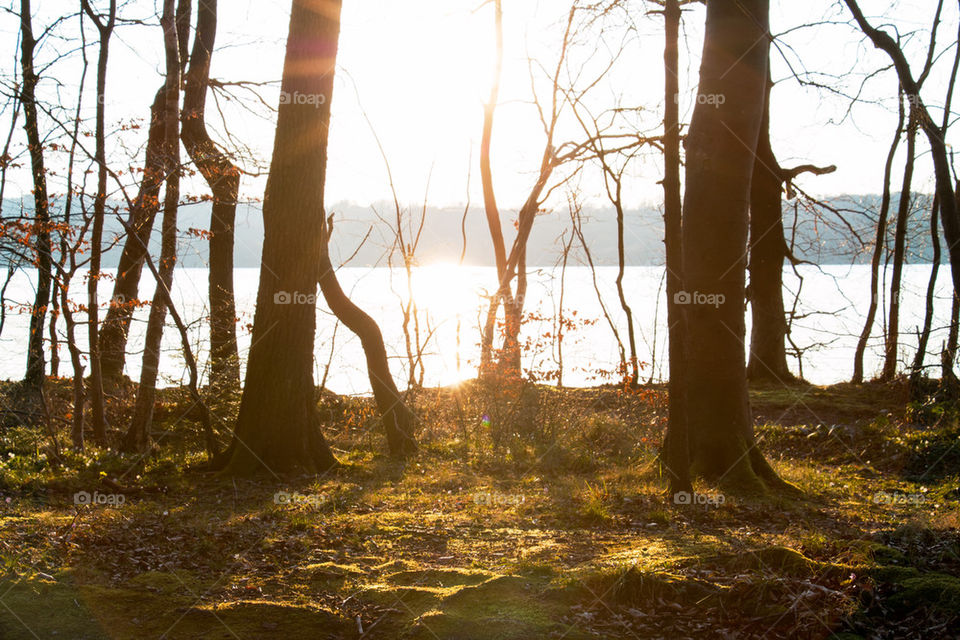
xmin=0 ymin=377 xmax=958 ymax=639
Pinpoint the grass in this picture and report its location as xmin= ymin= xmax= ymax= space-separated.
xmin=0 ymin=377 xmax=958 ymax=638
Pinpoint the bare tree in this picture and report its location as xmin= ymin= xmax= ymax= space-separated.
xmin=125 ymin=0 xmax=182 ymax=452
xmin=181 ymin=0 xmax=241 ymax=390
xmin=79 ymin=0 xmax=117 ymax=444
xmin=19 ymin=0 xmax=54 ymax=399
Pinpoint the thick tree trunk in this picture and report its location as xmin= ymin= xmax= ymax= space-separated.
xmin=223 ymin=0 xmax=342 ymax=476
xmin=882 ymin=120 xmax=917 ymax=380
xmin=99 ymin=86 xmax=168 ymax=381
xmin=852 ymin=93 xmax=904 ymax=384
xmin=661 ymin=0 xmax=691 ymax=495
xmin=674 ymin=0 xmax=788 ymax=495
xmin=125 ymin=0 xmax=181 ymax=453
xmin=181 ymin=0 xmax=241 ymax=390
xmin=20 ymin=0 xmax=53 ymax=395
xmin=318 ymin=216 xmax=417 ymax=457
xmin=746 ymin=72 xmax=794 ymax=384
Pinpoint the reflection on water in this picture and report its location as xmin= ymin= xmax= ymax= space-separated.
xmin=0 ymin=264 xmax=953 ymax=393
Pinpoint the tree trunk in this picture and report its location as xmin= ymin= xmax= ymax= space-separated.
xmin=20 ymin=0 xmax=53 ymax=396
xmin=660 ymin=0 xmax=691 ymax=495
xmin=181 ymin=0 xmax=241 ymax=390
xmin=746 ymin=71 xmax=794 ymax=384
xmin=852 ymin=91 xmax=904 ymax=383
xmin=81 ymin=0 xmax=117 ymax=444
xmin=125 ymin=0 xmax=181 ymax=453
xmin=99 ymin=86 xmax=168 ymax=381
xmin=912 ymin=194 xmax=940 ymax=390
xmin=882 ymin=118 xmax=917 ymax=380
xmin=222 ymin=0 xmax=343 ymax=476
xmin=318 ymin=215 xmax=417 ymax=457
xmin=674 ymin=0 xmax=789 ymax=495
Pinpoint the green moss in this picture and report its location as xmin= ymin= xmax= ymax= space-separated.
xmin=887 ymin=572 xmax=960 ymax=614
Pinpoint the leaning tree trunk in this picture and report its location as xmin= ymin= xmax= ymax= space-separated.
xmin=125 ymin=0 xmax=181 ymax=453
xmin=746 ymin=71 xmax=794 ymax=384
xmin=882 ymin=116 xmax=917 ymax=381
xmin=99 ymin=86 xmax=168 ymax=381
xmin=318 ymin=215 xmax=417 ymax=457
xmin=661 ymin=0 xmax=692 ymax=496
xmin=20 ymin=0 xmax=53 ymax=396
xmin=181 ymin=0 xmax=241 ymax=390
xmin=222 ymin=0 xmax=343 ymax=476
xmin=673 ymin=0 xmax=790 ymax=495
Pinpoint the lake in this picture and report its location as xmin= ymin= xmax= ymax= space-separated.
xmin=0 ymin=264 xmax=954 ymax=393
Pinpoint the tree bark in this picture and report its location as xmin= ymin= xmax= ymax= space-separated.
xmin=99 ymin=86 xmax=168 ymax=381
xmin=674 ymin=0 xmax=789 ymax=495
xmin=181 ymin=0 xmax=241 ymax=390
xmin=318 ymin=215 xmax=417 ymax=457
xmin=80 ymin=0 xmax=116 ymax=444
xmin=661 ymin=0 xmax=691 ymax=495
xmin=746 ymin=72 xmax=794 ymax=384
xmin=222 ymin=0 xmax=343 ymax=476
xmin=125 ymin=0 xmax=181 ymax=453
xmin=20 ymin=0 xmax=53 ymax=396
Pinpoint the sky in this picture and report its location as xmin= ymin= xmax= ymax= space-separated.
xmin=1 ymin=0 xmax=957 ymax=216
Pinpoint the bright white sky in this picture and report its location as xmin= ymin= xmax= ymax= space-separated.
xmin=2 ymin=0 xmax=958 ymax=213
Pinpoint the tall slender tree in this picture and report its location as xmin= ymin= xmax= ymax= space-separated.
xmin=19 ymin=0 xmax=53 ymax=397
xmin=660 ymin=0 xmax=691 ymax=495
xmin=181 ymin=0 xmax=241 ymax=390
xmin=852 ymin=89 xmax=904 ymax=384
xmin=222 ymin=0 xmax=343 ymax=475
xmin=125 ymin=0 xmax=182 ymax=452
xmin=80 ymin=0 xmax=117 ymax=444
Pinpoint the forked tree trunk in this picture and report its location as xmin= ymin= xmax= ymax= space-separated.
xmin=20 ymin=0 xmax=53 ymax=396
xmin=746 ymin=72 xmax=793 ymax=384
xmin=318 ymin=215 xmax=417 ymax=457
xmin=125 ymin=0 xmax=181 ymax=453
xmin=99 ymin=86 xmax=168 ymax=381
xmin=181 ymin=0 xmax=241 ymax=390
xmin=222 ymin=0 xmax=343 ymax=475
xmin=674 ymin=0 xmax=791 ymax=495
